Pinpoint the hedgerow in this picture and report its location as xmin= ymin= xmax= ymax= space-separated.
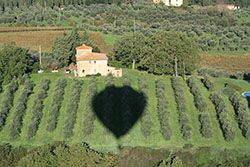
xmin=187 ymin=77 xmax=207 ymax=112
xmin=64 ymin=80 xmax=83 ymax=139
xmin=229 ymin=93 xmax=250 ymax=139
xmin=187 ymin=77 xmax=212 ymax=138
xmin=82 ymin=78 xmax=97 ymax=136
xmin=47 ymin=78 xmax=67 ymax=132
xmin=102 ymin=74 xmax=115 ymax=134
xmin=155 ymin=79 xmax=171 ymax=140
xmin=9 ymin=79 xmax=34 ymax=139
xmin=210 ymin=93 xmax=235 ymax=141
xmin=202 ymin=75 xmax=215 ymax=91
xmin=121 ymin=76 xmax=132 ymax=133
xmin=138 ymin=77 xmax=152 ymax=138
xmin=171 ymin=77 xmax=192 ymax=140
xmin=0 ymin=80 xmax=18 ymax=131
xmin=28 ymin=79 xmax=50 ymax=139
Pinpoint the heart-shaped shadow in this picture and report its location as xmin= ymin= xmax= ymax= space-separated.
xmin=92 ymin=86 xmax=146 ymax=138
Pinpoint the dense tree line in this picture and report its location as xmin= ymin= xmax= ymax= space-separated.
xmin=82 ymin=78 xmax=97 ymax=136
xmin=189 ymin=0 xmax=250 ymax=7
xmin=155 ymin=79 xmax=171 ymax=140
xmin=63 ymin=80 xmax=82 ymax=139
xmin=28 ymin=79 xmax=50 ymax=138
xmin=210 ymin=93 xmax=235 ymax=141
xmin=0 ymin=44 xmax=38 ymax=84
xmin=186 ymin=77 xmax=212 ymax=138
xmin=229 ymin=92 xmax=250 ymax=139
xmin=138 ymin=77 xmax=152 ymax=138
xmin=171 ymin=77 xmax=192 ymax=140
xmin=0 ymin=80 xmax=18 ymax=131
xmin=47 ymin=78 xmax=67 ymax=132
xmin=9 ymin=79 xmax=34 ymax=139
xmin=113 ymin=31 xmax=199 ymax=75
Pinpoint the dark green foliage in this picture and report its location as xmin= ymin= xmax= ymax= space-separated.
xmin=199 ymin=114 xmax=213 ymax=138
xmin=0 ymin=80 xmax=18 ymax=131
xmin=47 ymin=78 xmax=67 ymax=132
xmin=0 ymin=44 xmax=38 ymax=83
xmin=202 ymin=75 xmax=215 ymax=91
xmin=138 ymin=77 xmax=152 ymax=138
xmin=9 ymin=79 xmax=34 ymax=139
xmin=82 ymin=78 xmax=97 ymax=136
xmin=155 ymin=79 xmax=171 ymax=140
xmin=210 ymin=93 xmax=235 ymax=141
xmin=187 ymin=76 xmax=207 ymax=112
xmin=113 ymin=32 xmax=199 ymax=75
xmin=52 ymin=29 xmax=100 ymax=67
xmin=229 ymin=93 xmax=250 ymax=139
xmin=28 ymin=79 xmax=50 ymax=139
xmin=64 ymin=80 xmax=83 ymax=139
xmin=198 ymin=68 xmax=229 ymax=78
xmin=0 ymin=144 xmax=27 ymax=167
xmin=186 ymin=77 xmax=212 ymax=138
xmin=171 ymin=77 xmax=192 ymax=140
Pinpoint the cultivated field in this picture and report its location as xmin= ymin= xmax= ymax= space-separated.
xmin=0 ymin=30 xmax=118 ymax=53
xmin=0 ymin=69 xmax=249 ymax=152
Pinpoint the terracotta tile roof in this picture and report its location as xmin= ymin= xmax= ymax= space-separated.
xmin=76 ymin=53 xmax=108 ymax=61
xmin=76 ymin=44 xmax=93 ymax=50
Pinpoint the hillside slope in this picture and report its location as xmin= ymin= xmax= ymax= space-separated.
xmin=0 ymin=70 xmax=249 ymax=152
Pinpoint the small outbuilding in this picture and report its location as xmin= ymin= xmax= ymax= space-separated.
xmin=75 ymin=44 xmax=122 ymax=77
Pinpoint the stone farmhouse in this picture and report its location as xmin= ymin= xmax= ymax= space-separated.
xmin=75 ymin=44 xmax=122 ymax=77
xmin=153 ymin=0 xmax=183 ymax=7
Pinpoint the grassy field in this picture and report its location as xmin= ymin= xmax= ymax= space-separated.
xmin=0 ymin=69 xmax=249 ymax=152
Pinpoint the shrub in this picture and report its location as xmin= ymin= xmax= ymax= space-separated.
xmin=171 ymin=77 xmax=192 ymax=140
xmin=82 ymin=78 xmax=97 ymax=136
xmin=47 ymin=78 xmax=67 ymax=132
xmin=155 ymin=79 xmax=171 ymax=140
xmin=229 ymin=93 xmax=250 ymax=139
xmin=9 ymin=79 xmax=34 ymax=139
xmin=202 ymin=75 xmax=215 ymax=91
xmin=64 ymin=80 xmax=83 ymax=139
xmin=199 ymin=114 xmax=213 ymax=138
xmin=0 ymin=80 xmax=18 ymax=131
xmin=210 ymin=93 xmax=235 ymax=141
xmin=28 ymin=79 xmax=50 ymax=139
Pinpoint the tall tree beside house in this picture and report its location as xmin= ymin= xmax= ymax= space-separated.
xmin=0 ymin=44 xmax=38 ymax=83
xmin=113 ymin=31 xmax=199 ymax=75
xmin=52 ymin=29 xmax=100 ymax=68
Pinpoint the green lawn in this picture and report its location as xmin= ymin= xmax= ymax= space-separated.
xmin=0 ymin=69 xmax=249 ymax=152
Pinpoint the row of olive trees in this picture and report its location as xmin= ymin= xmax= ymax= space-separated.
xmin=47 ymin=78 xmax=67 ymax=132
xmin=102 ymin=75 xmax=115 ymax=134
xmin=28 ymin=79 xmax=50 ymax=139
xmin=202 ymin=75 xmax=215 ymax=91
xmin=210 ymin=93 xmax=235 ymax=141
xmin=82 ymin=78 xmax=97 ymax=136
xmin=9 ymin=79 xmax=34 ymax=139
xmin=120 ymin=76 xmax=132 ymax=132
xmin=155 ymin=79 xmax=171 ymax=140
xmin=186 ymin=77 xmax=212 ymax=138
xmin=171 ymin=77 xmax=192 ymax=140
xmin=229 ymin=93 xmax=250 ymax=139
xmin=63 ymin=80 xmax=83 ymax=139
xmin=0 ymin=80 xmax=19 ymax=131
xmin=138 ymin=77 xmax=152 ymax=138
